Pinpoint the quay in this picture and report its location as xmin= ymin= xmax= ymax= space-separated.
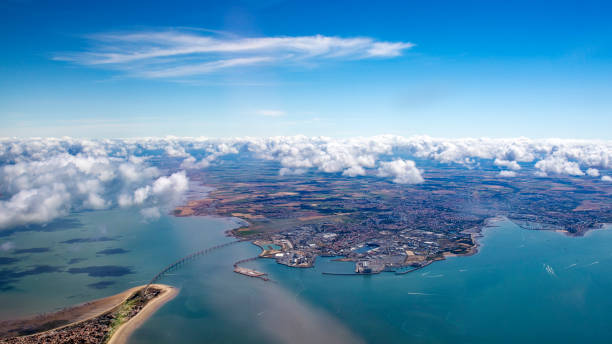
xmin=321 ymin=272 xmax=376 ymax=276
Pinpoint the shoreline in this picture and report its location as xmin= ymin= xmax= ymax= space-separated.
xmin=193 ymin=211 xmax=609 ymax=281
xmin=234 ymin=216 xmax=505 ymax=278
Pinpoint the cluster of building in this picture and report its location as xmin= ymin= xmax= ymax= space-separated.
xmin=259 ymin=220 xmax=477 ymax=274
xmin=1 ymin=313 xmax=114 ymax=344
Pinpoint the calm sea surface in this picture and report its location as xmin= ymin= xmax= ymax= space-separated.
xmin=1 ymin=210 xmax=612 ymax=343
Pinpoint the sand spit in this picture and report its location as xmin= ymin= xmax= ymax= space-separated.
xmin=0 ymin=284 xmax=177 ymax=344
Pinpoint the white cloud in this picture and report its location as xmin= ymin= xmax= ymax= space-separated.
xmin=0 ymin=140 xmax=190 ymax=230
xmin=179 ymin=141 xmax=239 ymax=170
xmin=498 ymin=170 xmax=517 ymax=177
xmin=141 ymin=56 xmax=274 ymax=78
xmin=279 ymin=167 xmax=307 ymax=176
xmin=342 ymin=165 xmax=366 ymax=177
xmin=55 ymin=30 xmax=415 ymax=78
xmin=247 ymin=136 xmax=392 ymax=177
xmin=192 ymin=135 xmax=612 ymax=180
xmin=153 ymin=171 xmax=189 ymax=199
xmin=179 ymin=156 xmax=210 ymax=169
xmin=534 ymin=157 xmax=584 ymax=176
xmin=602 ymin=175 xmax=612 ymax=182
xmin=377 ymin=159 xmax=424 ymax=184
xmin=494 ymin=158 xmax=521 ymax=170
xmin=367 ymin=42 xmax=413 ymax=57
xmin=586 ymin=168 xmax=600 ymax=177
xmin=117 ymin=171 xmax=188 ymax=208
xmin=256 ymin=109 xmax=286 ymax=117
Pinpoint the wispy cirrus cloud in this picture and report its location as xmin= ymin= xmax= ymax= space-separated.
xmin=54 ymin=29 xmax=415 ymax=78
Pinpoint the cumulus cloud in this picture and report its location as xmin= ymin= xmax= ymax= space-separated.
xmin=498 ymin=170 xmax=517 ymax=177
xmin=180 ymin=141 xmax=239 ymax=170
xmin=602 ymin=176 xmax=612 ymax=182
xmin=279 ymin=167 xmax=307 ymax=176
xmin=534 ymin=157 xmax=584 ymax=176
xmin=586 ymin=168 xmax=600 ymax=177
xmin=342 ymin=165 xmax=366 ymax=177
xmin=0 ymin=139 xmax=190 ymax=230
xmin=4 ymin=136 xmax=611 ymax=181
xmin=377 ymin=159 xmax=424 ymax=184
xmin=55 ymin=30 xmax=415 ymax=78
xmin=494 ymin=158 xmax=521 ymax=170
xmin=247 ymin=136 xmax=392 ymax=177
xmin=231 ymin=135 xmax=612 ymax=181
xmin=239 ymin=136 xmax=612 ymax=182
xmin=117 ymin=171 xmax=188 ymax=208
xmin=179 ymin=156 xmax=211 ymax=170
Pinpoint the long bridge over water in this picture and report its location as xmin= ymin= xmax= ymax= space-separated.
xmin=144 ymin=240 xmax=244 ymax=294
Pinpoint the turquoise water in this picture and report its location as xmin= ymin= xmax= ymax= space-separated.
xmin=0 ymin=210 xmax=239 ymax=319
xmin=2 ymin=211 xmax=612 ymax=343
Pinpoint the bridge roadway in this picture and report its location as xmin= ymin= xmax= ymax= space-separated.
xmin=144 ymin=240 xmax=244 ymax=294
xmin=233 ymin=256 xmax=258 ymax=268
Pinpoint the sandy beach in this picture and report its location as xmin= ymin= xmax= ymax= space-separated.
xmin=108 ymin=284 xmax=178 ymax=344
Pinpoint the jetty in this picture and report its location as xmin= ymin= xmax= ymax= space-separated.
xmin=232 ymin=257 xmax=269 ymax=281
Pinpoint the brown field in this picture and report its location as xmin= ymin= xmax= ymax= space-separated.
xmin=573 ymin=200 xmax=606 ymax=211
xmin=231 ymin=212 xmax=266 ymax=219
xmin=269 ymin=192 xmax=299 ymax=197
xmin=174 ymin=207 xmax=195 ymax=216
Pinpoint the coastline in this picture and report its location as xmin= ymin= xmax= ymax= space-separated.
xmin=192 ymin=211 xmax=608 ymax=281
xmin=461 ymin=215 xmax=508 ymax=257
xmin=237 ymin=216 xmax=507 ymax=277
xmin=108 ymin=284 xmax=178 ymax=344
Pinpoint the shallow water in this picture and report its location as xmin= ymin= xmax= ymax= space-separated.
xmin=0 ymin=210 xmax=238 ymax=319
xmin=2 ymin=210 xmax=612 ymax=343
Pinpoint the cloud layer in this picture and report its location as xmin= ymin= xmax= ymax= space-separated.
xmin=0 ymin=138 xmax=188 ymax=229
xmin=1 ymin=136 xmax=611 ymax=230
xmin=55 ymin=30 xmax=415 ymax=78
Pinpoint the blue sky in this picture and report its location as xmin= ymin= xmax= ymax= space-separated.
xmin=1 ymin=0 xmax=611 ymax=138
